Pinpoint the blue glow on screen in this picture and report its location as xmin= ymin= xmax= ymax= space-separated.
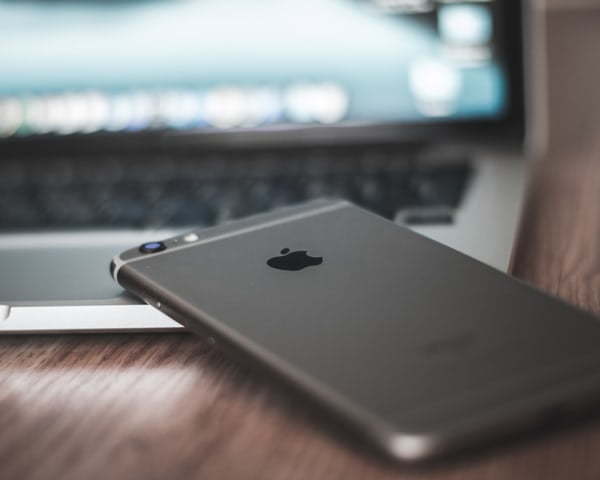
xmin=0 ymin=0 xmax=508 ymax=136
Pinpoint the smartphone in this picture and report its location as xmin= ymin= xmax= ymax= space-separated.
xmin=111 ymin=199 xmax=600 ymax=463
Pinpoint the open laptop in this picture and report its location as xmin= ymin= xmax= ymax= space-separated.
xmin=0 ymin=0 xmax=529 ymax=333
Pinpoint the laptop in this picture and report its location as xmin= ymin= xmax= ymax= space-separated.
xmin=0 ymin=0 xmax=529 ymax=333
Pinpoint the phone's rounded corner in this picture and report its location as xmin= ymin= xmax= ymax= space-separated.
xmin=109 ymin=254 xmax=126 ymax=284
xmin=382 ymin=431 xmax=441 ymax=464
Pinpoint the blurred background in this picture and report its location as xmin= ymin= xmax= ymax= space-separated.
xmin=0 ymin=0 xmax=507 ymax=135
xmin=0 ymin=0 xmax=531 ymax=312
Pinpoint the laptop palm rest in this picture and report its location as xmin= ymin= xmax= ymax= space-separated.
xmin=0 ymin=231 xmax=181 ymax=333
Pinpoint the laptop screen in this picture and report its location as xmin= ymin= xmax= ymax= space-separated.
xmin=0 ymin=0 xmax=518 ymax=139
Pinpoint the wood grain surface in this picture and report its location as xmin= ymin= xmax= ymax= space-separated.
xmin=3 ymin=6 xmax=600 ymax=480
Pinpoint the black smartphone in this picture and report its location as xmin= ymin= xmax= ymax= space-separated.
xmin=112 ymin=199 xmax=600 ymax=463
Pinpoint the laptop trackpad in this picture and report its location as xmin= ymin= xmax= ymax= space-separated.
xmin=0 ymin=231 xmax=177 ymax=306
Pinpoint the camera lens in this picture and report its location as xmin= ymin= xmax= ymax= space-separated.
xmin=139 ymin=241 xmax=166 ymax=254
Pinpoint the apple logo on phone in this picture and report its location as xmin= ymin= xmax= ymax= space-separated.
xmin=267 ymin=248 xmax=323 ymax=271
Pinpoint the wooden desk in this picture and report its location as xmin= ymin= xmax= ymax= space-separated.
xmin=4 ymin=7 xmax=600 ymax=480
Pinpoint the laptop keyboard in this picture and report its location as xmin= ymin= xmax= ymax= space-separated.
xmin=0 ymin=147 xmax=473 ymax=231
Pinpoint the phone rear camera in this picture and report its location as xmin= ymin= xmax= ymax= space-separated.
xmin=139 ymin=241 xmax=166 ymax=254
